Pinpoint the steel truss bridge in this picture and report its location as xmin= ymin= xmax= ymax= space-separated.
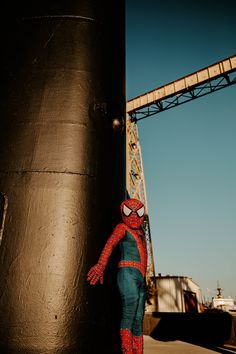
xmin=126 ymin=55 xmax=236 ymax=309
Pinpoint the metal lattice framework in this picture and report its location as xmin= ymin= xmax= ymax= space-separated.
xmin=126 ymin=55 xmax=236 ymax=311
xmin=126 ymin=116 xmax=157 ymax=310
xmin=127 ymin=55 xmax=236 ymax=122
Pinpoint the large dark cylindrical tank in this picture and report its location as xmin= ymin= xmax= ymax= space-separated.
xmin=0 ymin=1 xmax=125 ymax=353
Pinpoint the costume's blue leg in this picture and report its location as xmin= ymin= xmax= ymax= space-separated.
xmin=132 ymin=279 xmax=146 ymax=354
xmin=117 ymin=268 xmax=140 ymax=330
xmin=132 ymin=279 xmax=146 ymax=336
xmin=117 ymin=268 xmax=139 ymax=353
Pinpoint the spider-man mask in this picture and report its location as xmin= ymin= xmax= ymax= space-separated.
xmin=120 ymin=198 xmax=145 ymax=229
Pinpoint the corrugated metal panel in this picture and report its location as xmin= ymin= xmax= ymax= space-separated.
xmin=230 ymin=56 xmax=236 ymax=68
xmin=185 ymin=73 xmax=198 ymax=87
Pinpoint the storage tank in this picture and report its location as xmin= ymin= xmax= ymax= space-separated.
xmin=0 ymin=1 xmax=125 ymax=353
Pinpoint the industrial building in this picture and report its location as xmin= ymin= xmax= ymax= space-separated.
xmin=147 ymin=275 xmax=203 ymax=313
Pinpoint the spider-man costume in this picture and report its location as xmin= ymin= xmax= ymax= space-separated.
xmin=87 ymin=198 xmax=147 ymax=354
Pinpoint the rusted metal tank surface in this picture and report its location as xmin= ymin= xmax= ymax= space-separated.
xmin=0 ymin=1 xmax=125 ymax=352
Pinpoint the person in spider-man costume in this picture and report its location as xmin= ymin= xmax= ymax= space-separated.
xmin=87 ymin=198 xmax=147 ymax=354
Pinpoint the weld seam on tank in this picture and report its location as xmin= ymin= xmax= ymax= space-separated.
xmin=22 ymin=15 xmax=96 ymax=22
xmin=0 ymin=171 xmax=96 ymax=178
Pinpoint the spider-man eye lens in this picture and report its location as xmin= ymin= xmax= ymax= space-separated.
xmin=123 ymin=204 xmax=132 ymax=216
xmin=136 ymin=206 xmax=144 ymax=217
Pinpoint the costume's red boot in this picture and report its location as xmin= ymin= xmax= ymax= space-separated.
xmin=120 ymin=329 xmax=133 ymax=354
xmin=133 ymin=334 xmax=143 ymax=354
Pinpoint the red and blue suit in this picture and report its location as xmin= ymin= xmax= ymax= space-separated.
xmin=87 ymin=198 xmax=147 ymax=354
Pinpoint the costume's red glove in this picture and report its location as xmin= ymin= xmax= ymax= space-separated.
xmin=87 ymin=263 xmax=104 ymax=285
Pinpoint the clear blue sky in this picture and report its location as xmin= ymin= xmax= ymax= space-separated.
xmin=126 ymin=0 xmax=236 ymax=301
